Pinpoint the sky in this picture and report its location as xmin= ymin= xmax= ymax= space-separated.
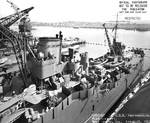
xmin=0 ymin=0 xmax=150 ymax=23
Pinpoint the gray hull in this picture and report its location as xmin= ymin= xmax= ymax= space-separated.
xmin=33 ymin=57 xmax=143 ymax=123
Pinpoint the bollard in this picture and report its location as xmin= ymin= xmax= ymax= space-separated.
xmin=125 ymin=78 xmax=128 ymax=89
xmin=92 ymin=105 xmax=95 ymax=111
xmin=67 ymin=97 xmax=69 ymax=105
xmin=41 ymin=115 xmax=44 ymax=123
xmin=79 ymin=91 xmax=81 ymax=99
xmin=52 ymin=108 xmax=55 ymax=119
xmin=62 ymin=102 xmax=64 ymax=110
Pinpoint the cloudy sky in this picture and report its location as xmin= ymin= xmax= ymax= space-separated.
xmin=0 ymin=0 xmax=150 ymax=22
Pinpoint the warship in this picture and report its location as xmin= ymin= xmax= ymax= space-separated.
xmin=0 ymin=3 xmax=145 ymax=123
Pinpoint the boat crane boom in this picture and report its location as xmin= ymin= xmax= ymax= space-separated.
xmin=103 ymin=23 xmax=116 ymax=56
xmin=0 ymin=7 xmax=34 ymax=28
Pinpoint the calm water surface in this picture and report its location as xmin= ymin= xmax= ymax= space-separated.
xmin=32 ymin=26 xmax=150 ymax=48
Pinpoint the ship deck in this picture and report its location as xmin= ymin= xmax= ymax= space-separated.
xmin=31 ymin=55 xmax=143 ymax=123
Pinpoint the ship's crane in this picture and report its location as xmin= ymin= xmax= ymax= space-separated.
xmin=6 ymin=0 xmax=20 ymax=13
xmin=103 ymin=23 xmax=116 ymax=56
xmin=0 ymin=23 xmax=36 ymax=86
xmin=6 ymin=0 xmax=31 ymax=32
xmin=0 ymin=6 xmax=34 ymax=55
xmin=112 ymin=13 xmax=123 ymax=56
xmin=0 ymin=7 xmax=34 ymax=28
xmin=0 ymin=7 xmax=34 ymax=87
xmin=0 ymin=24 xmax=26 ymax=86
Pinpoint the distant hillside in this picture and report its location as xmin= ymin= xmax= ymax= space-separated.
xmin=31 ymin=21 xmax=150 ymax=31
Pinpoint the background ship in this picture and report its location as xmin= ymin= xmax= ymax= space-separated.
xmin=0 ymin=1 xmax=147 ymax=123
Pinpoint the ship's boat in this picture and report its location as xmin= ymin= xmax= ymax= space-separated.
xmin=62 ymin=37 xmax=86 ymax=48
xmin=89 ymin=57 xmax=108 ymax=65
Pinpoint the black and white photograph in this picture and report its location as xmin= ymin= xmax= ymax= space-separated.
xmin=0 ymin=0 xmax=150 ymax=123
